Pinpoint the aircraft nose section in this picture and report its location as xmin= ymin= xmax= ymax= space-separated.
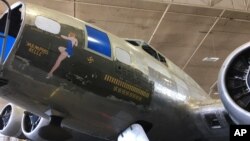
xmin=0 ymin=1 xmax=25 ymax=67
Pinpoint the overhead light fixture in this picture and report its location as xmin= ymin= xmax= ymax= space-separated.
xmin=213 ymin=92 xmax=219 ymax=95
xmin=202 ymin=57 xmax=219 ymax=62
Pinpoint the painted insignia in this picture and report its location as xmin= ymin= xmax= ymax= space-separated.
xmin=87 ymin=56 xmax=94 ymax=64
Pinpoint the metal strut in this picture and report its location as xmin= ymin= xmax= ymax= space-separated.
xmin=0 ymin=0 xmax=11 ymax=76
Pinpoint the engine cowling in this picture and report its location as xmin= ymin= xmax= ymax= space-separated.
xmin=218 ymin=41 xmax=250 ymax=124
xmin=0 ymin=103 xmax=24 ymax=138
xmin=21 ymin=112 xmax=49 ymax=141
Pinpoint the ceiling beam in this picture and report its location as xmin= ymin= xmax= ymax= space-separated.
xmin=148 ymin=1 xmax=172 ymax=44
xmin=208 ymin=80 xmax=218 ymax=96
xmin=182 ymin=9 xmax=226 ymax=70
xmin=74 ymin=0 xmax=76 ymax=17
xmin=244 ymin=0 xmax=249 ymax=11
xmin=39 ymin=0 xmax=250 ymax=14
xmin=230 ymin=0 xmax=235 ymax=9
xmin=145 ymin=0 xmax=250 ymax=13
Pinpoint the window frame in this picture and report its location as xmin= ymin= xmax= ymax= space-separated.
xmin=84 ymin=25 xmax=113 ymax=60
xmin=158 ymin=53 xmax=168 ymax=67
xmin=115 ymin=47 xmax=131 ymax=65
xmin=142 ymin=44 xmax=159 ymax=61
xmin=126 ymin=40 xmax=141 ymax=47
xmin=34 ymin=16 xmax=61 ymax=34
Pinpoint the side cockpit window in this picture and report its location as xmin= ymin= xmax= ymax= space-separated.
xmin=158 ymin=53 xmax=168 ymax=67
xmin=126 ymin=40 xmax=141 ymax=47
xmin=158 ymin=53 xmax=166 ymax=63
xmin=142 ymin=44 xmax=158 ymax=60
xmin=116 ymin=48 xmax=131 ymax=65
xmin=35 ymin=16 xmax=61 ymax=34
xmin=141 ymin=42 xmax=168 ymax=67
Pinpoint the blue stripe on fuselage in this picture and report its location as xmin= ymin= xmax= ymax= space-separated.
xmin=0 ymin=32 xmax=16 ymax=63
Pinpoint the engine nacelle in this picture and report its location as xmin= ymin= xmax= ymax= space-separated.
xmin=0 ymin=103 xmax=24 ymax=138
xmin=218 ymin=41 xmax=250 ymax=124
xmin=21 ymin=112 xmax=49 ymax=141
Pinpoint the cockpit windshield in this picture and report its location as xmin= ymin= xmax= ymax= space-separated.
xmin=125 ymin=39 xmax=168 ymax=67
xmin=125 ymin=39 xmax=142 ymax=46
